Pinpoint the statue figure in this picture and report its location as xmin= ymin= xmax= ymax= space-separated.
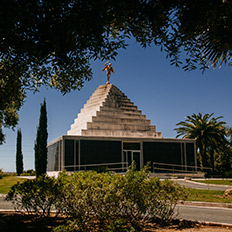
xmin=102 ymin=61 xmax=115 ymax=84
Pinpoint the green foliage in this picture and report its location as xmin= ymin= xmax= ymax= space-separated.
xmin=34 ymin=99 xmax=48 ymax=177
xmin=6 ymin=164 xmax=187 ymax=230
xmin=0 ymin=60 xmax=25 ymax=144
xmin=56 ymin=164 xmax=187 ymax=231
xmin=92 ymin=165 xmax=108 ymax=173
xmin=106 ymin=219 xmax=133 ymax=232
xmin=175 ymin=113 xmax=229 ymax=171
xmin=20 ymin=169 xmax=36 ymax=176
xmin=225 ymin=170 xmax=232 ymax=178
xmin=1 ymin=1 xmax=232 ymax=144
xmin=0 ymin=169 xmax=3 ymax=179
xmin=6 ymin=175 xmax=61 ymax=217
xmin=16 ymin=129 xmax=23 ymax=176
xmin=53 ymin=222 xmax=77 ymax=232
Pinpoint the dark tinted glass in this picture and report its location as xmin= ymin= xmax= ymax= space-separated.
xmin=186 ymin=143 xmax=195 ymax=167
xmin=47 ymin=141 xmax=60 ymax=171
xmin=65 ymin=140 xmax=74 ymax=171
xmin=80 ymin=140 xmax=122 ymax=170
xmin=123 ymin=143 xmax=140 ymax=150
xmin=143 ymin=142 xmax=181 ymax=172
xmin=143 ymin=141 xmax=195 ymax=172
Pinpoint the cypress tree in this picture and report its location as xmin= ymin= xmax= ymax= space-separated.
xmin=34 ymin=99 xmax=48 ymax=177
xmin=16 ymin=129 xmax=23 ymax=176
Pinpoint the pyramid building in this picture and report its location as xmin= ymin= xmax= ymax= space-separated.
xmin=47 ymin=84 xmax=196 ymax=174
xmin=67 ymin=84 xmax=161 ymax=138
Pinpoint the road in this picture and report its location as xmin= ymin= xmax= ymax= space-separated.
xmin=0 ymin=195 xmax=14 ymax=210
xmin=177 ymin=205 xmax=232 ymax=225
xmin=1 ymin=194 xmax=232 ymax=225
xmin=173 ymin=179 xmax=231 ymax=191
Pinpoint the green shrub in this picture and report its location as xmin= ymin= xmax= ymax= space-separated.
xmin=52 ymin=221 xmax=77 ymax=232
xmin=225 ymin=170 xmax=232 ymax=178
xmin=56 ymin=163 xmax=187 ymax=231
xmin=2 ymin=172 xmax=17 ymax=176
xmin=20 ymin=169 xmax=36 ymax=176
xmin=0 ymin=169 xmax=3 ymax=179
xmin=6 ymin=164 xmax=187 ymax=231
xmin=6 ymin=175 xmax=62 ymax=217
xmin=92 ymin=165 xmax=108 ymax=173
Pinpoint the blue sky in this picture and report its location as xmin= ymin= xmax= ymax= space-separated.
xmin=1 ymin=39 xmax=232 ymax=172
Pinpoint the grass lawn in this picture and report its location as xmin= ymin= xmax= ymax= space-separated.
xmin=0 ymin=176 xmax=27 ymax=194
xmin=193 ymin=180 xmax=232 ymax=186
xmin=187 ymin=188 xmax=232 ymax=203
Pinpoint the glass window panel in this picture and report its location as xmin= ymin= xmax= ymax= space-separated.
xmin=80 ymin=140 xmax=122 ymax=170
xmin=123 ymin=143 xmax=140 ymax=150
xmin=47 ymin=141 xmax=60 ymax=171
xmin=65 ymin=140 xmax=74 ymax=171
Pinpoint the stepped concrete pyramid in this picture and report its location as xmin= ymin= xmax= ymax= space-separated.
xmin=67 ymin=84 xmax=162 ymax=138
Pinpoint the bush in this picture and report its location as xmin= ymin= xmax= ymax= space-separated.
xmin=6 ymin=175 xmax=62 ymax=217
xmin=55 ymin=163 xmax=187 ymax=231
xmin=225 ymin=170 xmax=232 ymax=178
xmin=92 ymin=165 xmax=108 ymax=173
xmin=6 ymin=164 xmax=187 ymax=231
xmin=20 ymin=169 xmax=36 ymax=176
xmin=0 ymin=169 xmax=3 ymax=179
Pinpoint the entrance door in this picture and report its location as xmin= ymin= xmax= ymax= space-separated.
xmin=123 ymin=150 xmax=141 ymax=170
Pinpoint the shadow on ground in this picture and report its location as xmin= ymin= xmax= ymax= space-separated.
xmin=0 ymin=211 xmax=201 ymax=232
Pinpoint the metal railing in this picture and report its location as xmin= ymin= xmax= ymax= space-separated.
xmin=64 ymin=162 xmax=129 ymax=172
xmin=153 ymin=162 xmax=211 ymax=174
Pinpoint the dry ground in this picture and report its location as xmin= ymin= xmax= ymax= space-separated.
xmin=0 ymin=211 xmax=231 ymax=232
xmin=157 ymin=227 xmax=232 ymax=232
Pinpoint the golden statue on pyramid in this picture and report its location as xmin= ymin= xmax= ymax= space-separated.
xmin=102 ymin=61 xmax=115 ymax=84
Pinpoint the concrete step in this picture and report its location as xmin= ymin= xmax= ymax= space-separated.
xmin=103 ymin=100 xmax=134 ymax=107
xmin=96 ymin=110 xmax=146 ymax=119
xmin=102 ymin=103 xmax=138 ymax=111
xmin=82 ymin=129 xmax=157 ymax=138
xmin=92 ymin=116 xmax=151 ymax=125
xmin=85 ymin=97 xmax=108 ymax=106
xmin=100 ymin=106 xmax=142 ymax=114
xmin=103 ymin=102 xmax=135 ymax=109
xmin=76 ymin=108 xmax=99 ymax=120
xmin=67 ymin=84 xmax=162 ymax=138
xmin=107 ymin=94 xmax=130 ymax=100
xmin=81 ymin=106 xmax=103 ymax=114
xmin=80 ymin=101 xmax=105 ymax=111
xmin=88 ymin=87 xmax=111 ymax=99
xmin=86 ymin=121 xmax=155 ymax=131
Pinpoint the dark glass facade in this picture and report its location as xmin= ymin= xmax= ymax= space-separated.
xmin=47 ymin=137 xmax=196 ymax=173
xmin=186 ymin=142 xmax=196 ymax=170
xmin=143 ymin=142 xmax=182 ymax=165
xmin=143 ymin=141 xmax=196 ymax=172
xmin=80 ymin=140 xmax=122 ymax=170
xmin=123 ymin=143 xmax=140 ymax=150
xmin=47 ymin=140 xmax=61 ymax=171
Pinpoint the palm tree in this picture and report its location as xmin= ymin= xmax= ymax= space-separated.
xmin=174 ymin=113 xmax=227 ymax=169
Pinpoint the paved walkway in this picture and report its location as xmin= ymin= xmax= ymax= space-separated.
xmin=0 ymin=195 xmax=13 ymax=211
xmin=1 ymin=194 xmax=232 ymax=226
xmin=177 ymin=204 xmax=232 ymax=225
xmin=172 ymin=179 xmax=231 ymax=191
